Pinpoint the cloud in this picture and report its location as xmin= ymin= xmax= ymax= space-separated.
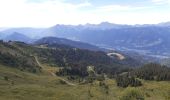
xmin=96 ymin=5 xmax=153 ymax=12
xmin=151 ymin=0 xmax=170 ymax=4
xmin=0 ymin=0 xmax=170 ymax=27
xmin=88 ymin=4 xmax=170 ymax=25
xmin=97 ymin=5 xmax=131 ymax=12
xmin=0 ymin=0 xmax=92 ymax=27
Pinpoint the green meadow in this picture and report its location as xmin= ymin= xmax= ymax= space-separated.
xmin=0 ymin=64 xmax=169 ymax=100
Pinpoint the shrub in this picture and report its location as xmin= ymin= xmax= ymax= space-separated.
xmin=116 ymin=76 xmax=142 ymax=88
xmin=4 ymin=76 xmax=9 ymax=81
xmin=59 ymin=80 xmax=66 ymax=84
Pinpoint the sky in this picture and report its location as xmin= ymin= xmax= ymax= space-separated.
xmin=0 ymin=0 xmax=170 ymax=27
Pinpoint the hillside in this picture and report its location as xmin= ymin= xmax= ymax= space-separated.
xmin=0 ymin=40 xmax=141 ymax=75
xmin=0 ymin=63 xmax=170 ymax=100
xmin=0 ymin=40 xmax=170 ymax=100
xmin=0 ymin=40 xmax=40 ymax=73
xmin=34 ymin=37 xmax=104 ymax=51
xmin=34 ymin=37 xmax=142 ymax=68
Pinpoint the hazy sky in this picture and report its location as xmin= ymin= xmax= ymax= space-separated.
xmin=0 ymin=0 xmax=170 ymax=27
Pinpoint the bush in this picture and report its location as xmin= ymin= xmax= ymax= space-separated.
xmin=59 ymin=80 xmax=66 ymax=84
xmin=4 ymin=76 xmax=9 ymax=81
xmin=116 ymin=75 xmax=142 ymax=88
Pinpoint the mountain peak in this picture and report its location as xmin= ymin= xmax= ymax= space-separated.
xmin=4 ymin=32 xmax=32 ymax=43
xmin=158 ymin=21 xmax=170 ymax=26
xmin=99 ymin=22 xmax=114 ymax=25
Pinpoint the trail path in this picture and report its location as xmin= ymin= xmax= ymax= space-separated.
xmin=33 ymin=56 xmax=76 ymax=86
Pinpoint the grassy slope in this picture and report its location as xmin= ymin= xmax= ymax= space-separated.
xmin=0 ymin=64 xmax=170 ymax=100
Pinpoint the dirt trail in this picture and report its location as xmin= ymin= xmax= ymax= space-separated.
xmin=33 ymin=56 xmax=76 ymax=86
xmin=50 ymin=72 xmax=56 ymax=76
xmin=58 ymin=78 xmax=76 ymax=86
xmin=34 ymin=56 xmax=43 ymax=68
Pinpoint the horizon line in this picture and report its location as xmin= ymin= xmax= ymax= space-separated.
xmin=0 ymin=21 xmax=170 ymax=28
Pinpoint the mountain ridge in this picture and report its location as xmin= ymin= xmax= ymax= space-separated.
xmin=1 ymin=22 xmax=170 ymax=58
xmin=34 ymin=37 xmax=105 ymax=51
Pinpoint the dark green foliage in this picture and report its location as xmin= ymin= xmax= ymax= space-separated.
xmin=33 ymin=39 xmax=141 ymax=76
xmin=116 ymin=75 xmax=142 ymax=88
xmin=0 ymin=52 xmax=40 ymax=73
xmin=4 ymin=76 xmax=8 ymax=81
xmin=37 ymin=45 xmax=134 ymax=77
xmin=2 ymin=40 xmax=127 ymax=75
xmin=0 ymin=40 xmax=140 ymax=76
xmin=0 ymin=52 xmax=19 ymax=67
xmin=116 ymin=63 xmax=170 ymax=88
xmin=0 ymin=41 xmax=40 ymax=73
xmin=131 ymin=63 xmax=170 ymax=81
xmin=56 ymin=67 xmax=88 ymax=77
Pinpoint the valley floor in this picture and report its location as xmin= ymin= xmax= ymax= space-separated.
xmin=0 ymin=64 xmax=170 ymax=100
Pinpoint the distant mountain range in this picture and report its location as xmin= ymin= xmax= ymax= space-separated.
xmin=5 ymin=32 xmax=33 ymax=43
xmin=1 ymin=22 xmax=170 ymax=58
xmin=1 ymin=27 xmax=46 ymax=38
